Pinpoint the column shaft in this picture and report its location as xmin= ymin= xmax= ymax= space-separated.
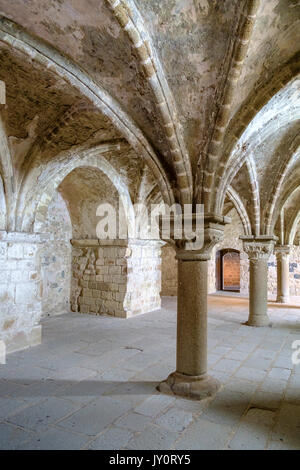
xmin=177 ymin=258 xmax=207 ymax=376
xmin=276 ymin=249 xmax=290 ymax=303
xmin=248 ymin=256 xmax=269 ymax=327
xmin=241 ymin=237 xmax=276 ymax=327
xmin=157 ymin=217 xmax=228 ymax=400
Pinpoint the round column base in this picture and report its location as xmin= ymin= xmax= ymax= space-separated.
xmin=157 ymin=371 xmax=221 ymax=400
xmin=245 ymin=315 xmax=271 ymax=327
xmin=276 ymin=296 xmax=289 ymax=304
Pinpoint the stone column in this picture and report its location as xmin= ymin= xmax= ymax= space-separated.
xmin=71 ymin=239 xmax=163 ymax=318
xmin=0 ymin=231 xmax=48 ymax=354
xmin=275 ymin=245 xmax=290 ymax=304
xmin=241 ymin=237 xmax=276 ymax=327
xmin=158 ymin=218 xmax=227 ymax=400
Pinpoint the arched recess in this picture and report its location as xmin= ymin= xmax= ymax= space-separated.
xmin=0 ymin=17 xmax=175 ymax=225
xmin=22 ymin=147 xmax=164 ymax=319
xmin=23 ymin=149 xmax=136 ymax=318
xmin=20 ymin=147 xmax=135 ymax=235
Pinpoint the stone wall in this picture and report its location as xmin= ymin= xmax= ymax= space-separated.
xmin=0 ymin=231 xmax=45 ymax=352
xmin=161 ymin=244 xmax=177 ymax=296
xmin=71 ymin=240 xmax=162 ymax=318
xmin=41 ymin=191 xmax=72 ymax=317
xmin=267 ymin=246 xmax=300 ymax=297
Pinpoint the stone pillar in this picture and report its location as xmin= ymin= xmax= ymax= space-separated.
xmin=158 ymin=218 xmax=227 ymax=400
xmin=0 ymin=231 xmax=47 ymax=353
xmin=241 ymin=237 xmax=276 ymax=327
xmin=275 ymin=245 xmax=290 ymax=304
xmin=71 ymin=239 xmax=162 ymax=318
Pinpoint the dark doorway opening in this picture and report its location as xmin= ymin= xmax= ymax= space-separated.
xmin=216 ymin=249 xmax=240 ymax=292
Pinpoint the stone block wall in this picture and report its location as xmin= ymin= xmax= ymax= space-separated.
xmin=41 ymin=191 xmax=72 ymax=317
xmin=0 ymin=231 xmax=45 ymax=352
xmin=267 ymin=247 xmax=300 ymax=297
xmin=71 ymin=240 xmax=162 ymax=318
xmin=288 ymin=246 xmax=300 ymax=296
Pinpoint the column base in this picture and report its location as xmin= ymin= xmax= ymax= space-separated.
xmin=157 ymin=371 xmax=221 ymax=400
xmin=245 ymin=316 xmax=270 ymax=327
xmin=276 ymin=296 xmax=289 ymax=304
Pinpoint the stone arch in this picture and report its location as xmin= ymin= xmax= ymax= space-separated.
xmin=263 ymin=138 xmax=300 ymax=236
xmin=210 ymin=55 xmax=300 ymax=209
xmin=0 ymin=173 xmax=6 ymax=230
xmin=226 ymin=186 xmax=252 ymax=237
xmin=20 ymin=148 xmax=135 ymax=235
xmin=289 ymin=210 xmax=300 ymax=246
xmin=0 ymin=18 xmax=175 ymax=215
xmin=271 ymin=177 xmax=300 ymax=236
xmin=219 ymin=156 xmax=260 ymax=236
xmin=106 ymin=0 xmax=192 ymax=204
xmin=212 ymin=72 xmax=300 ymax=218
xmin=0 ymin=115 xmax=13 ymax=230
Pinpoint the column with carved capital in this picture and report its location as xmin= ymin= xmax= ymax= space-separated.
xmin=275 ymin=245 xmax=290 ymax=304
xmin=158 ymin=215 xmax=228 ymax=400
xmin=241 ymin=237 xmax=276 ymax=327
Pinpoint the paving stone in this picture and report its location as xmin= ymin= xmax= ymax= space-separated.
xmin=0 ymin=422 xmax=33 ymax=449
xmin=235 ymin=366 xmax=268 ymax=382
xmin=126 ymin=424 xmax=179 ymax=450
xmin=228 ymin=408 xmax=275 ymax=450
xmin=58 ymin=396 xmax=133 ymax=436
xmin=155 ymin=407 xmax=194 ymax=432
xmin=19 ymin=427 xmax=90 ymax=450
xmin=213 ymin=358 xmax=241 ymax=374
xmin=201 ymin=390 xmax=250 ymax=427
xmin=87 ymin=427 xmax=134 ymax=450
xmin=116 ymin=412 xmax=152 ymax=432
xmin=175 ymin=418 xmax=232 ymax=450
xmin=2 ymin=297 xmax=300 ymax=450
xmin=268 ymin=367 xmax=291 ymax=381
xmin=134 ymin=394 xmax=174 ymax=418
xmin=7 ymin=397 xmax=81 ymax=432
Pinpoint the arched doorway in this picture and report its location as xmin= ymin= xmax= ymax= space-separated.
xmin=216 ymin=249 xmax=240 ymax=292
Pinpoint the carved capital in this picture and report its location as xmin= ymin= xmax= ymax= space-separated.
xmin=242 ymin=239 xmax=275 ymax=261
xmin=176 ymin=223 xmax=225 ymax=261
xmin=159 ymin=213 xmax=229 ymax=261
xmin=275 ymin=245 xmax=290 ymax=260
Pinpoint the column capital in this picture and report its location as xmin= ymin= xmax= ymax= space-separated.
xmin=176 ymin=222 xmax=226 ymax=261
xmin=159 ymin=212 xmax=230 ymax=260
xmin=275 ymin=245 xmax=290 ymax=257
xmin=240 ymin=236 xmax=277 ymax=261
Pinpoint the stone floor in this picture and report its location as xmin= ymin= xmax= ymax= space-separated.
xmin=0 ymin=296 xmax=300 ymax=450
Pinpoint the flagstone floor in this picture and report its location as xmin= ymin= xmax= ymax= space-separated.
xmin=0 ymin=296 xmax=300 ymax=450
